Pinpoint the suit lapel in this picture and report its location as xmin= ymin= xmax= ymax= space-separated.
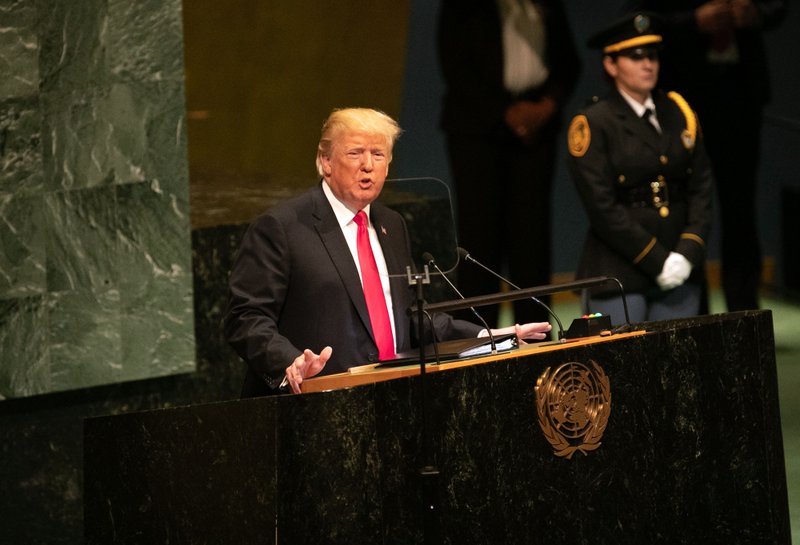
xmin=310 ymin=186 xmax=374 ymax=338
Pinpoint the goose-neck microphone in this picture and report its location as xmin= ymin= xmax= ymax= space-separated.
xmin=422 ymin=252 xmax=496 ymax=353
xmin=457 ymin=247 xmax=566 ymax=340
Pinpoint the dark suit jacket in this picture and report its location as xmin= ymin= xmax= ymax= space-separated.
xmin=224 ymin=183 xmax=483 ymax=397
xmin=624 ymin=0 xmax=787 ymax=106
xmin=567 ymin=90 xmax=714 ymax=296
xmin=438 ymin=0 xmax=581 ymax=135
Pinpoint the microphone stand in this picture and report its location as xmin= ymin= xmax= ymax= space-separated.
xmin=421 ymin=276 xmax=631 ymax=327
xmin=405 ymin=265 xmax=441 ymax=545
xmin=424 ymin=253 xmax=496 ymax=354
xmin=403 ymin=270 xmax=625 ymax=544
xmin=459 ymin=248 xmax=567 ymax=340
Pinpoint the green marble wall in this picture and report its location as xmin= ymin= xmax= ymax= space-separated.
xmin=0 ymin=0 xmax=195 ymax=399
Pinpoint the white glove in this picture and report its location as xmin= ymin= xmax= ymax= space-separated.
xmin=656 ymin=252 xmax=692 ymax=291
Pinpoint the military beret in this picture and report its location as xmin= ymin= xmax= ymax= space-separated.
xmin=587 ymin=12 xmax=663 ymax=55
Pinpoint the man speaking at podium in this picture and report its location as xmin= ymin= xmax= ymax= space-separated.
xmin=224 ymin=108 xmax=551 ymax=397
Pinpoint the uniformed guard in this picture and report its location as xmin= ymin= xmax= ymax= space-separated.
xmin=566 ymin=12 xmax=713 ymax=325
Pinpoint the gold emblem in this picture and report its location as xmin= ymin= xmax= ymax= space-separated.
xmin=668 ymin=92 xmax=697 ymax=150
xmin=634 ymin=14 xmax=650 ymax=33
xmin=535 ymin=361 xmax=611 ymax=459
xmin=568 ymin=115 xmax=591 ymax=157
xmin=680 ymin=129 xmax=695 ymax=150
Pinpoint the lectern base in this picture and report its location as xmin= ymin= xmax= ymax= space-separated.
xmin=84 ymin=311 xmax=789 ymax=545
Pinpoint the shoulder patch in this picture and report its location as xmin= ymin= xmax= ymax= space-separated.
xmin=667 ymin=91 xmax=696 ymax=150
xmin=568 ymin=115 xmax=591 ymax=157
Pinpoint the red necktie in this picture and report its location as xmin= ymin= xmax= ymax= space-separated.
xmin=354 ymin=210 xmax=395 ymax=360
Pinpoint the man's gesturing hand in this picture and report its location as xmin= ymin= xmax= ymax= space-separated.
xmin=285 ymin=346 xmax=332 ymax=394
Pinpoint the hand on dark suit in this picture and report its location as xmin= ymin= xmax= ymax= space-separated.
xmin=504 ymin=97 xmax=557 ymax=142
xmin=695 ymin=0 xmax=734 ymax=34
xmin=731 ymin=0 xmax=761 ymax=27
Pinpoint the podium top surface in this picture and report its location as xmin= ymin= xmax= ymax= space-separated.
xmin=301 ymin=330 xmax=647 ymax=393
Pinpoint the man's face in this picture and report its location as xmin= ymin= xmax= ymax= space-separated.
xmin=604 ymin=48 xmax=659 ymax=102
xmin=320 ymin=130 xmax=391 ymax=211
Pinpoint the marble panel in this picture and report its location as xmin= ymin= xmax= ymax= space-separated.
xmin=136 ymin=81 xmax=190 ymax=194
xmin=40 ymin=81 xmax=188 ymax=192
xmin=190 ymin=224 xmax=249 ymax=394
xmin=44 ymin=186 xmax=119 ymax=292
xmin=0 ymin=0 xmax=39 ymax=99
xmin=0 ymin=193 xmax=46 ymax=298
xmin=0 ymin=398 xmax=83 ymax=543
xmin=107 ymin=0 xmax=186 ymax=82
xmin=83 ymin=312 xmax=791 ymax=544
xmin=85 ymin=397 xmax=279 ymax=544
xmin=0 ymin=295 xmax=49 ymax=399
xmin=116 ymin=181 xmax=194 ymax=378
xmin=37 ymin=0 xmax=107 ymax=95
xmin=48 ymin=287 xmax=123 ymax=391
xmin=0 ymin=224 xmax=248 ymax=541
xmin=0 ymin=0 xmax=195 ymax=401
xmin=0 ymin=97 xmax=44 ymax=196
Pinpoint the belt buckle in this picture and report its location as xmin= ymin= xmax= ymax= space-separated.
xmin=651 ymin=178 xmax=670 ymax=218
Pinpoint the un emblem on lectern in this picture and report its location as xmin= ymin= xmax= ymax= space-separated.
xmin=535 ymin=361 xmax=611 ymax=459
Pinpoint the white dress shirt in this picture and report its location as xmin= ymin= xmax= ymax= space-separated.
xmin=618 ymin=88 xmax=662 ymax=133
xmin=499 ymin=0 xmax=549 ymax=94
xmin=322 ymin=181 xmax=397 ymax=347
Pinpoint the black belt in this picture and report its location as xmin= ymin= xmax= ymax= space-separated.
xmin=619 ymin=182 xmax=687 ymax=209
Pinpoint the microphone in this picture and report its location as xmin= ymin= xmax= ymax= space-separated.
xmin=422 ymin=252 xmax=497 ymax=354
xmin=457 ymin=247 xmax=566 ymax=341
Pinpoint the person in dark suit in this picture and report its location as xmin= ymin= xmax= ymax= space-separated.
xmin=437 ymin=0 xmax=581 ymax=327
xmin=224 ymin=108 xmax=552 ymax=396
xmin=566 ymin=13 xmax=714 ymax=325
xmin=623 ymin=0 xmax=787 ymax=311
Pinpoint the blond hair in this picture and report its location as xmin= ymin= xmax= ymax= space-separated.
xmin=315 ymin=108 xmax=402 ymax=175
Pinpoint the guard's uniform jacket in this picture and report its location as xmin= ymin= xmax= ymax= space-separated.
xmin=567 ymin=88 xmax=713 ymax=297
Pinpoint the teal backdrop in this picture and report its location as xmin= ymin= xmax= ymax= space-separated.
xmin=394 ymin=1 xmax=800 ymax=288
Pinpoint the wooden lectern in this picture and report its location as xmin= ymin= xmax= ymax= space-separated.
xmin=84 ymin=311 xmax=790 ymax=544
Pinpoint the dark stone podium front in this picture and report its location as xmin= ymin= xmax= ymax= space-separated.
xmin=84 ymin=311 xmax=790 ymax=544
